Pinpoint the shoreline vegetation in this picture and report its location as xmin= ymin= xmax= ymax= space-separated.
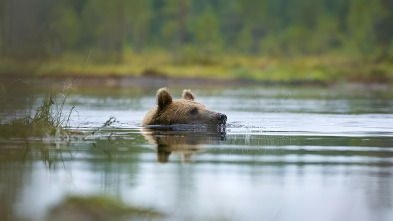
xmin=0 ymin=86 xmax=76 ymax=139
xmin=1 ymin=53 xmax=392 ymax=85
xmin=2 ymin=0 xmax=393 ymax=86
xmin=2 ymin=1 xmax=393 ymax=85
xmin=0 ymin=79 xmax=121 ymax=140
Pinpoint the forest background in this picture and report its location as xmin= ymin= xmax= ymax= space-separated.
xmin=1 ymin=0 xmax=393 ymax=83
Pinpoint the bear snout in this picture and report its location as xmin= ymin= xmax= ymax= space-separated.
xmin=217 ymin=113 xmax=227 ymax=124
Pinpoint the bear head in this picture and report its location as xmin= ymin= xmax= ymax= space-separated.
xmin=141 ymin=88 xmax=227 ymax=126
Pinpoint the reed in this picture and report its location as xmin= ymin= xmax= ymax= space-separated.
xmin=0 ymin=84 xmax=77 ymax=139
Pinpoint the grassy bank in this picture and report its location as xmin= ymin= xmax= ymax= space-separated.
xmin=1 ymin=52 xmax=393 ymax=84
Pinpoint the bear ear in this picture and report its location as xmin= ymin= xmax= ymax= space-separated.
xmin=156 ymin=88 xmax=172 ymax=109
xmin=182 ymin=89 xmax=195 ymax=101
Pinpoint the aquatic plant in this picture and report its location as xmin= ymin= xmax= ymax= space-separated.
xmin=47 ymin=195 xmax=165 ymax=221
xmin=0 ymin=83 xmax=77 ymax=139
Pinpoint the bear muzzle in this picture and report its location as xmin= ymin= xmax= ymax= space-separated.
xmin=217 ymin=113 xmax=227 ymax=124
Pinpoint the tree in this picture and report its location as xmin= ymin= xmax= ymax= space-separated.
xmin=193 ymin=5 xmax=223 ymax=57
xmin=374 ymin=0 xmax=393 ymax=62
xmin=235 ymin=25 xmax=253 ymax=54
xmin=81 ymin=0 xmax=126 ymax=60
xmin=48 ymin=1 xmax=80 ymax=54
xmin=127 ymin=0 xmax=152 ymax=54
xmin=347 ymin=0 xmax=384 ymax=57
xmin=160 ymin=0 xmax=190 ymax=58
xmin=1 ymin=0 xmax=56 ymax=57
xmin=238 ymin=0 xmax=268 ymax=53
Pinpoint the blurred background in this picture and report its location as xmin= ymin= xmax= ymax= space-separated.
xmin=1 ymin=0 xmax=393 ymax=83
xmin=1 ymin=2 xmax=393 ymax=221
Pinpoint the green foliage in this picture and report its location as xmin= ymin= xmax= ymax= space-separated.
xmin=1 ymin=0 xmax=392 ymax=60
xmin=193 ymin=5 xmax=223 ymax=57
xmin=1 ymin=0 xmax=393 ymax=82
xmin=235 ymin=25 xmax=253 ymax=55
xmin=48 ymin=195 xmax=165 ymax=221
xmin=49 ymin=2 xmax=81 ymax=54
xmin=346 ymin=0 xmax=384 ymax=57
xmin=159 ymin=0 xmax=190 ymax=57
xmin=0 ymin=86 xmax=76 ymax=138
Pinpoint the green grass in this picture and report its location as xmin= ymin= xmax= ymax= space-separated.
xmin=1 ymin=52 xmax=393 ymax=84
xmin=48 ymin=195 xmax=165 ymax=221
xmin=0 ymin=85 xmax=77 ymax=139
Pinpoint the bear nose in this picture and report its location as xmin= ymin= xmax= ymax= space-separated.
xmin=217 ymin=113 xmax=227 ymax=122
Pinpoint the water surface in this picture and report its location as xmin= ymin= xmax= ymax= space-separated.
xmin=1 ymin=84 xmax=393 ymax=221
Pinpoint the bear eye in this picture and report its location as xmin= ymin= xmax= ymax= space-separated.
xmin=190 ymin=107 xmax=198 ymax=115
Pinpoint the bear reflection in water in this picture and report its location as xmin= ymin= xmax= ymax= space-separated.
xmin=143 ymin=125 xmax=226 ymax=163
xmin=141 ymin=88 xmax=227 ymax=163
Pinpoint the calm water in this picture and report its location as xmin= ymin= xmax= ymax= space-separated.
xmin=1 ymin=84 xmax=393 ymax=221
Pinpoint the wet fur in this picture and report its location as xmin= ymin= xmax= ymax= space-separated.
xmin=141 ymin=88 xmax=225 ymax=126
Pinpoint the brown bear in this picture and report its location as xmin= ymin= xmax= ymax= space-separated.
xmin=141 ymin=88 xmax=227 ymax=126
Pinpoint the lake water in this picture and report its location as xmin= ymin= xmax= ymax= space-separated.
xmin=1 ymin=82 xmax=393 ymax=221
